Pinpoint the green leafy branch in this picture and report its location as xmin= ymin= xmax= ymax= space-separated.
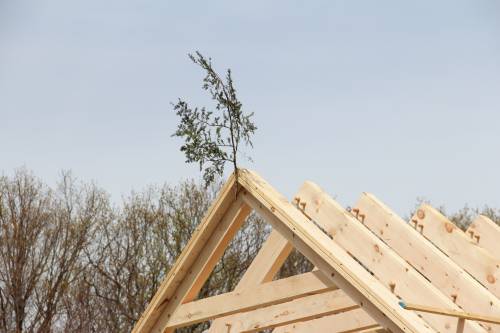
xmin=172 ymin=51 xmax=256 ymax=186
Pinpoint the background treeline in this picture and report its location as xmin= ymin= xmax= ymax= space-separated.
xmin=0 ymin=169 xmax=498 ymax=333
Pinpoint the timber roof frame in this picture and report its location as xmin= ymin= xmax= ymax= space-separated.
xmin=132 ymin=169 xmax=500 ymax=333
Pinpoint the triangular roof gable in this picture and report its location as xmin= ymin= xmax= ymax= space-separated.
xmin=133 ymin=169 xmax=435 ymax=333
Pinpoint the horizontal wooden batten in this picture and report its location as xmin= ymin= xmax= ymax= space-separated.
xmin=400 ymin=302 xmax=500 ymax=325
xmin=227 ymin=289 xmax=359 ymax=332
xmin=166 ymin=270 xmax=335 ymax=328
xmin=272 ymin=307 xmax=380 ymax=333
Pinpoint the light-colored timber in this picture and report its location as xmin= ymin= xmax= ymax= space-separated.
xmin=272 ymin=308 xmax=380 ymax=333
xmin=133 ymin=169 xmax=500 ymax=333
xmin=353 ymin=193 xmax=500 ymax=333
xmin=207 ymin=229 xmax=293 ymax=332
xmin=133 ymin=174 xmax=246 ymax=333
xmin=412 ymin=204 xmax=500 ymax=298
xmin=225 ymin=292 xmax=365 ymax=333
xmin=165 ymin=270 xmax=335 ymax=329
xmin=285 ymin=181 xmax=484 ymax=333
xmin=467 ymin=215 xmax=500 ymax=260
xmin=210 ymin=229 xmax=379 ymax=333
xmin=400 ymin=301 xmax=500 ymax=325
xmin=135 ymin=170 xmax=436 ymax=333
xmin=238 ymin=170 xmax=435 ymax=333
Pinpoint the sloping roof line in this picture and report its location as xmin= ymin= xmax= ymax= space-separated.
xmin=132 ymin=169 xmax=500 ymax=333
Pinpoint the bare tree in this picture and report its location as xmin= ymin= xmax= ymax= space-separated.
xmin=0 ymin=171 xmax=272 ymax=333
xmin=84 ymin=180 xmax=218 ymax=332
xmin=0 ymin=169 xmax=106 ymax=333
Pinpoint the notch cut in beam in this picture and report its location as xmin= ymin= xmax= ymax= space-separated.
xmin=467 ymin=215 xmax=500 ymax=260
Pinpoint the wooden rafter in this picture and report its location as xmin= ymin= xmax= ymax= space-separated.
xmin=132 ymin=176 xmax=250 ymax=333
xmin=412 ymin=205 xmax=500 ymax=298
xmin=467 ymin=215 xmax=500 ymax=260
xmin=353 ymin=193 xmax=500 ymax=333
xmin=238 ymin=170 xmax=435 ymax=333
xmin=278 ymin=181 xmax=485 ymax=333
xmin=133 ymin=169 xmax=437 ymax=333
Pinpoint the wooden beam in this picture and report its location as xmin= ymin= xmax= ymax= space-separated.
xmin=210 ymin=231 xmax=376 ymax=333
xmin=166 ymin=270 xmax=335 ymax=329
xmin=467 ymin=215 xmax=500 ymax=260
xmin=238 ymin=169 xmax=436 ymax=333
xmin=237 ymin=230 xmax=292 ymax=285
xmin=132 ymin=175 xmax=251 ymax=333
xmin=412 ymin=205 xmax=500 ymax=298
xmin=226 ymin=289 xmax=359 ymax=332
xmin=207 ymin=229 xmax=293 ymax=332
xmin=156 ymin=196 xmax=251 ymax=333
xmin=354 ymin=193 xmax=500 ymax=333
xmin=400 ymin=301 xmax=500 ymax=325
xmin=272 ymin=308 xmax=380 ymax=333
xmin=291 ymin=182 xmax=486 ymax=333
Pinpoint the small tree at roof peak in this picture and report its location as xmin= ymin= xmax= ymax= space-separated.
xmin=172 ymin=51 xmax=257 ymax=187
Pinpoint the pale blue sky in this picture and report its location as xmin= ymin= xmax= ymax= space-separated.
xmin=1 ymin=1 xmax=499 ymax=215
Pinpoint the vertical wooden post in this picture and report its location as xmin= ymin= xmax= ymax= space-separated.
xmin=456 ymin=318 xmax=465 ymax=333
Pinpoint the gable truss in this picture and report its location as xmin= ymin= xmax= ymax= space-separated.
xmin=133 ymin=169 xmax=500 ymax=333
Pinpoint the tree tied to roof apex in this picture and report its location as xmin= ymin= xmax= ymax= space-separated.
xmin=172 ymin=51 xmax=257 ymax=187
